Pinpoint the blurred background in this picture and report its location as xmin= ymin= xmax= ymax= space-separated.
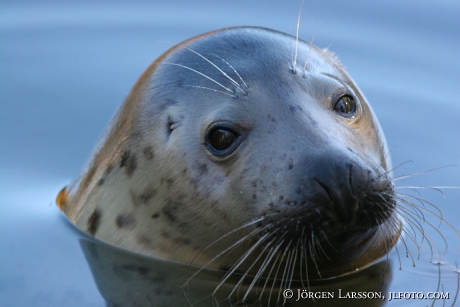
xmin=1 ymin=0 xmax=459 ymax=306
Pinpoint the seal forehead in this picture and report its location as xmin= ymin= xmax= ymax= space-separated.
xmin=159 ymin=27 xmax=342 ymax=83
xmin=146 ymin=27 xmax=348 ymax=120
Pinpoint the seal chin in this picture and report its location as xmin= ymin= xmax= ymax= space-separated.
xmin=245 ymin=213 xmax=402 ymax=281
xmin=313 ymin=216 xmax=402 ymax=278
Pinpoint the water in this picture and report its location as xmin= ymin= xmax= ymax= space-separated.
xmin=1 ymin=1 xmax=459 ymax=306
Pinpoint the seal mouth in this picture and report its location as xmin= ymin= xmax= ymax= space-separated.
xmin=245 ymin=209 xmax=401 ymax=281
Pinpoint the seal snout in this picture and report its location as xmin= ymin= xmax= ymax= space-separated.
xmin=309 ymin=153 xmax=395 ymax=229
xmin=259 ymin=149 xmax=395 ymax=250
xmin=253 ymin=149 xmax=396 ymax=278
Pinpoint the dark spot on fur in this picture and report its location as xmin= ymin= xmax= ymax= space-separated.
xmin=87 ymin=208 xmax=101 ymax=236
xmin=137 ymin=234 xmax=152 ymax=246
xmin=288 ymin=161 xmax=294 ymax=170
xmin=311 ymin=118 xmax=318 ymax=127
xmin=289 ymin=104 xmax=303 ymax=113
xmin=162 ymin=202 xmax=181 ymax=223
xmin=119 ymin=150 xmax=137 ymax=177
xmin=120 ymin=151 xmax=130 ymax=167
xmin=151 ymin=212 xmax=160 ymax=219
xmin=116 ymin=213 xmax=136 ymax=229
xmin=97 ymin=164 xmax=114 ymax=186
xmin=182 ymin=168 xmax=187 ymax=175
xmin=130 ymin=188 xmax=157 ymax=207
xmin=198 ymin=164 xmax=208 ymax=176
xmin=143 ymin=146 xmax=154 ymax=160
xmin=160 ymin=178 xmax=175 ymax=188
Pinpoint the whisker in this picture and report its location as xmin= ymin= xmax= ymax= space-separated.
xmin=189 ymin=216 xmax=266 ymax=266
xmin=185 ymin=220 xmax=269 ymax=285
xmin=277 ymin=248 xmax=294 ymax=304
xmin=303 ymin=26 xmax=317 ymax=75
xmin=299 ymin=227 xmax=310 ymax=290
xmin=162 ymin=62 xmax=235 ymax=94
xmin=183 ymin=85 xmax=237 ymax=99
xmin=386 ymin=160 xmax=414 ymax=175
xmin=268 ymin=240 xmax=291 ymax=306
xmin=181 ymin=46 xmax=248 ymax=95
xmin=315 ymin=232 xmax=332 ymax=261
xmin=227 ymin=229 xmax=281 ymax=301
xmin=397 ymin=192 xmax=443 ymax=225
xmin=291 ymin=0 xmax=304 ymax=74
xmin=213 ymin=233 xmax=268 ymax=298
xmin=397 ymin=195 xmax=460 ymax=245
xmin=320 ymin=229 xmax=338 ymax=253
xmin=399 ymin=234 xmax=417 ymax=267
xmin=223 ymin=231 xmax=273 ymax=299
xmin=211 ymin=53 xmax=248 ymax=90
xmin=259 ymin=237 xmax=285 ymax=304
xmin=243 ymin=240 xmax=280 ymax=302
xmin=396 ymin=207 xmax=443 ymax=262
xmin=397 ymin=192 xmax=458 ymax=234
xmin=452 ymin=264 xmax=460 ymax=307
xmin=309 ymin=231 xmax=322 ymax=278
xmin=286 ymin=240 xmax=299 ymax=291
xmin=396 ymin=206 xmax=424 ymax=247
xmin=393 ymin=165 xmax=457 ymax=181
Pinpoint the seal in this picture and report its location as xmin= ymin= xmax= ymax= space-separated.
xmin=57 ymin=26 xmax=401 ymax=287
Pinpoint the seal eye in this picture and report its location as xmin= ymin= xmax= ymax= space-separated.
xmin=207 ymin=127 xmax=240 ymax=156
xmin=334 ymin=95 xmax=356 ymax=117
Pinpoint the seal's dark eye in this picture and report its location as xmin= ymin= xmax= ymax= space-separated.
xmin=334 ymin=95 xmax=356 ymax=117
xmin=207 ymin=127 xmax=240 ymax=156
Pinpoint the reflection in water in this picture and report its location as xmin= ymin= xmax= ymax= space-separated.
xmin=80 ymin=236 xmax=392 ymax=307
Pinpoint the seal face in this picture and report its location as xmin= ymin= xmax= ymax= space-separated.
xmin=58 ymin=26 xmax=401 ymax=282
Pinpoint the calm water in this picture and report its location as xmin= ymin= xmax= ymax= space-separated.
xmin=1 ymin=1 xmax=459 ymax=306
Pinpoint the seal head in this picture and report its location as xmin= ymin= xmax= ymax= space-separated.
xmin=58 ymin=26 xmax=400 ymax=280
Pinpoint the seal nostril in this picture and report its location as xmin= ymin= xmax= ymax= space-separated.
xmin=313 ymin=178 xmax=333 ymax=203
xmin=348 ymin=163 xmax=355 ymax=196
